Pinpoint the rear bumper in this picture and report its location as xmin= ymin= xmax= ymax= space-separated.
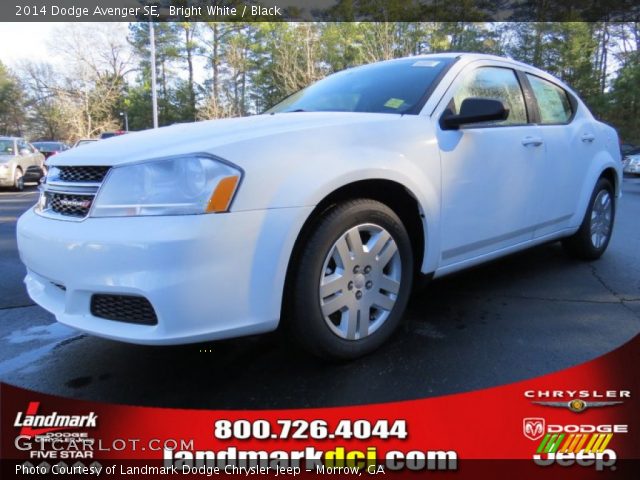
xmin=17 ymin=206 xmax=312 ymax=344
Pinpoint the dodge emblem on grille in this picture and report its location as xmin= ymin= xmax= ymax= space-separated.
xmin=59 ymin=198 xmax=92 ymax=209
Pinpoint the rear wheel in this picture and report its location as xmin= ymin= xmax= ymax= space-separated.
xmin=562 ymin=177 xmax=615 ymax=260
xmin=12 ymin=167 xmax=24 ymax=191
xmin=288 ymin=199 xmax=414 ymax=360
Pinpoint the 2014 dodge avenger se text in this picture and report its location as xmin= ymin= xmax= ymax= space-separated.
xmin=16 ymin=54 xmax=622 ymax=359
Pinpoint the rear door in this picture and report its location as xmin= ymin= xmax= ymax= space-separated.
xmin=523 ymin=73 xmax=586 ymax=237
xmin=434 ymin=63 xmax=544 ymax=266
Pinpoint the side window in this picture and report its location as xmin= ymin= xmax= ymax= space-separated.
xmin=450 ymin=67 xmax=528 ymax=125
xmin=17 ymin=140 xmax=28 ymax=153
xmin=526 ymin=74 xmax=572 ymax=124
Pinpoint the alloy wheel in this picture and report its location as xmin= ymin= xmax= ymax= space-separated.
xmin=590 ymin=190 xmax=612 ymax=249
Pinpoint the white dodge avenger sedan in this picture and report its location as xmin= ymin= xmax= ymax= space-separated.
xmin=17 ymin=54 xmax=621 ymax=359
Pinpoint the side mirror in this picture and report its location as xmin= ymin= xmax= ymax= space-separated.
xmin=440 ymin=98 xmax=509 ymax=130
xmin=19 ymin=148 xmax=31 ymax=156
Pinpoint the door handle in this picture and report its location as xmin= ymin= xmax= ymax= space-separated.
xmin=581 ymin=133 xmax=595 ymax=143
xmin=521 ymin=136 xmax=544 ymax=147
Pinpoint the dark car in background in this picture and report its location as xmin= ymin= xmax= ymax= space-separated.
xmin=99 ymin=130 xmax=127 ymax=140
xmin=620 ymin=142 xmax=638 ymax=156
xmin=32 ymin=141 xmax=70 ymax=160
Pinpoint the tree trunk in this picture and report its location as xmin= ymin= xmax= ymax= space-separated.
xmin=213 ymin=24 xmax=219 ymax=114
xmin=185 ymin=26 xmax=196 ymax=120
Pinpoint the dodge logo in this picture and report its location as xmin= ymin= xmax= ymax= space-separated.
xmin=59 ymin=198 xmax=91 ymax=209
xmin=523 ymin=417 xmax=545 ymax=441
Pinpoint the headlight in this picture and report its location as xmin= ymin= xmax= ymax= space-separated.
xmin=91 ymin=155 xmax=242 ymax=217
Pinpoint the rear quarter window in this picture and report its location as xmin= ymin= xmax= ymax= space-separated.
xmin=526 ymin=74 xmax=573 ymax=124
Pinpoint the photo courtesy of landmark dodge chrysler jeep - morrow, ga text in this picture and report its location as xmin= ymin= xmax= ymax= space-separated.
xmin=17 ymin=53 xmax=622 ymax=360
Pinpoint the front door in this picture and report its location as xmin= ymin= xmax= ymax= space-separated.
xmin=435 ymin=64 xmax=544 ymax=266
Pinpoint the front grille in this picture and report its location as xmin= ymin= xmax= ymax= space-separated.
xmin=91 ymin=294 xmax=158 ymax=325
xmin=39 ymin=165 xmax=110 ymax=220
xmin=58 ymin=166 xmax=110 ymax=183
xmin=47 ymin=192 xmax=94 ymax=218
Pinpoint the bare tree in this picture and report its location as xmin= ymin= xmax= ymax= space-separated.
xmin=29 ymin=23 xmax=134 ymax=141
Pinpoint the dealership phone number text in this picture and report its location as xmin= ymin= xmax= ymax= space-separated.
xmin=214 ymin=419 xmax=407 ymax=440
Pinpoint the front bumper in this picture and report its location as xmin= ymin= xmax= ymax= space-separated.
xmin=0 ymin=165 xmax=12 ymax=186
xmin=17 ymin=206 xmax=312 ymax=344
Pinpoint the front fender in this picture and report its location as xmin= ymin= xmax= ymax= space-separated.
xmin=215 ymin=116 xmax=442 ymax=273
xmin=271 ymin=152 xmax=441 ymax=274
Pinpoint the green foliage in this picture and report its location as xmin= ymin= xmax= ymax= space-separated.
xmin=1 ymin=22 xmax=638 ymax=143
xmin=0 ymin=61 xmax=25 ymax=136
xmin=606 ymin=52 xmax=640 ymax=143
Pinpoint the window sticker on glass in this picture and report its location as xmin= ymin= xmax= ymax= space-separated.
xmin=384 ymin=98 xmax=405 ymax=109
xmin=412 ymin=60 xmax=441 ymax=67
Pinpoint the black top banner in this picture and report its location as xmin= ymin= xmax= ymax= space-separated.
xmin=4 ymin=0 xmax=640 ymax=22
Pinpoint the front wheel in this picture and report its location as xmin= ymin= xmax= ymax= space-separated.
xmin=288 ymin=199 xmax=414 ymax=360
xmin=562 ymin=177 xmax=615 ymax=260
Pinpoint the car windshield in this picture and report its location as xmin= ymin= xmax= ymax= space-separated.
xmin=266 ymin=57 xmax=454 ymax=115
xmin=626 ymin=147 xmax=640 ymax=156
xmin=0 ymin=139 xmax=15 ymax=155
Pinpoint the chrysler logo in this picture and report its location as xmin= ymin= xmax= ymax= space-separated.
xmin=532 ymin=400 xmax=623 ymax=413
xmin=523 ymin=417 xmax=545 ymax=441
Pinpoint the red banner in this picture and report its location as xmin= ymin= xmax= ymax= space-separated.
xmin=2 ymin=335 xmax=638 ymax=479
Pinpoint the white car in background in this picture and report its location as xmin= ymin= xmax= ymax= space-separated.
xmin=17 ymin=53 xmax=621 ymax=359
xmin=623 ymin=152 xmax=640 ymax=175
xmin=0 ymin=137 xmax=46 ymax=190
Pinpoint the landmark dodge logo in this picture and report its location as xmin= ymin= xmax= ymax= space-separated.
xmin=523 ymin=418 xmax=546 ymax=441
xmin=14 ymin=402 xmax=98 ymax=437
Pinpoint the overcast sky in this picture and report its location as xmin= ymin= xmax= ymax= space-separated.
xmin=0 ymin=23 xmax=59 ymax=66
xmin=0 ymin=22 xmax=208 ymax=82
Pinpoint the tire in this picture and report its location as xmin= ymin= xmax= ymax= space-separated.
xmin=288 ymin=199 xmax=414 ymax=360
xmin=562 ymin=177 xmax=615 ymax=260
xmin=12 ymin=168 xmax=24 ymax=192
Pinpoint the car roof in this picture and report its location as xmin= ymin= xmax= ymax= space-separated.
xmin=379 ymin=52 xmax=576 ymax=96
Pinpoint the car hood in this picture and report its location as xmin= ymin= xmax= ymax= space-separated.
xmin=47 ymin=113 xmax=403 ymax=168
xmin=0 ymin=154 xmax=15 ymax=162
